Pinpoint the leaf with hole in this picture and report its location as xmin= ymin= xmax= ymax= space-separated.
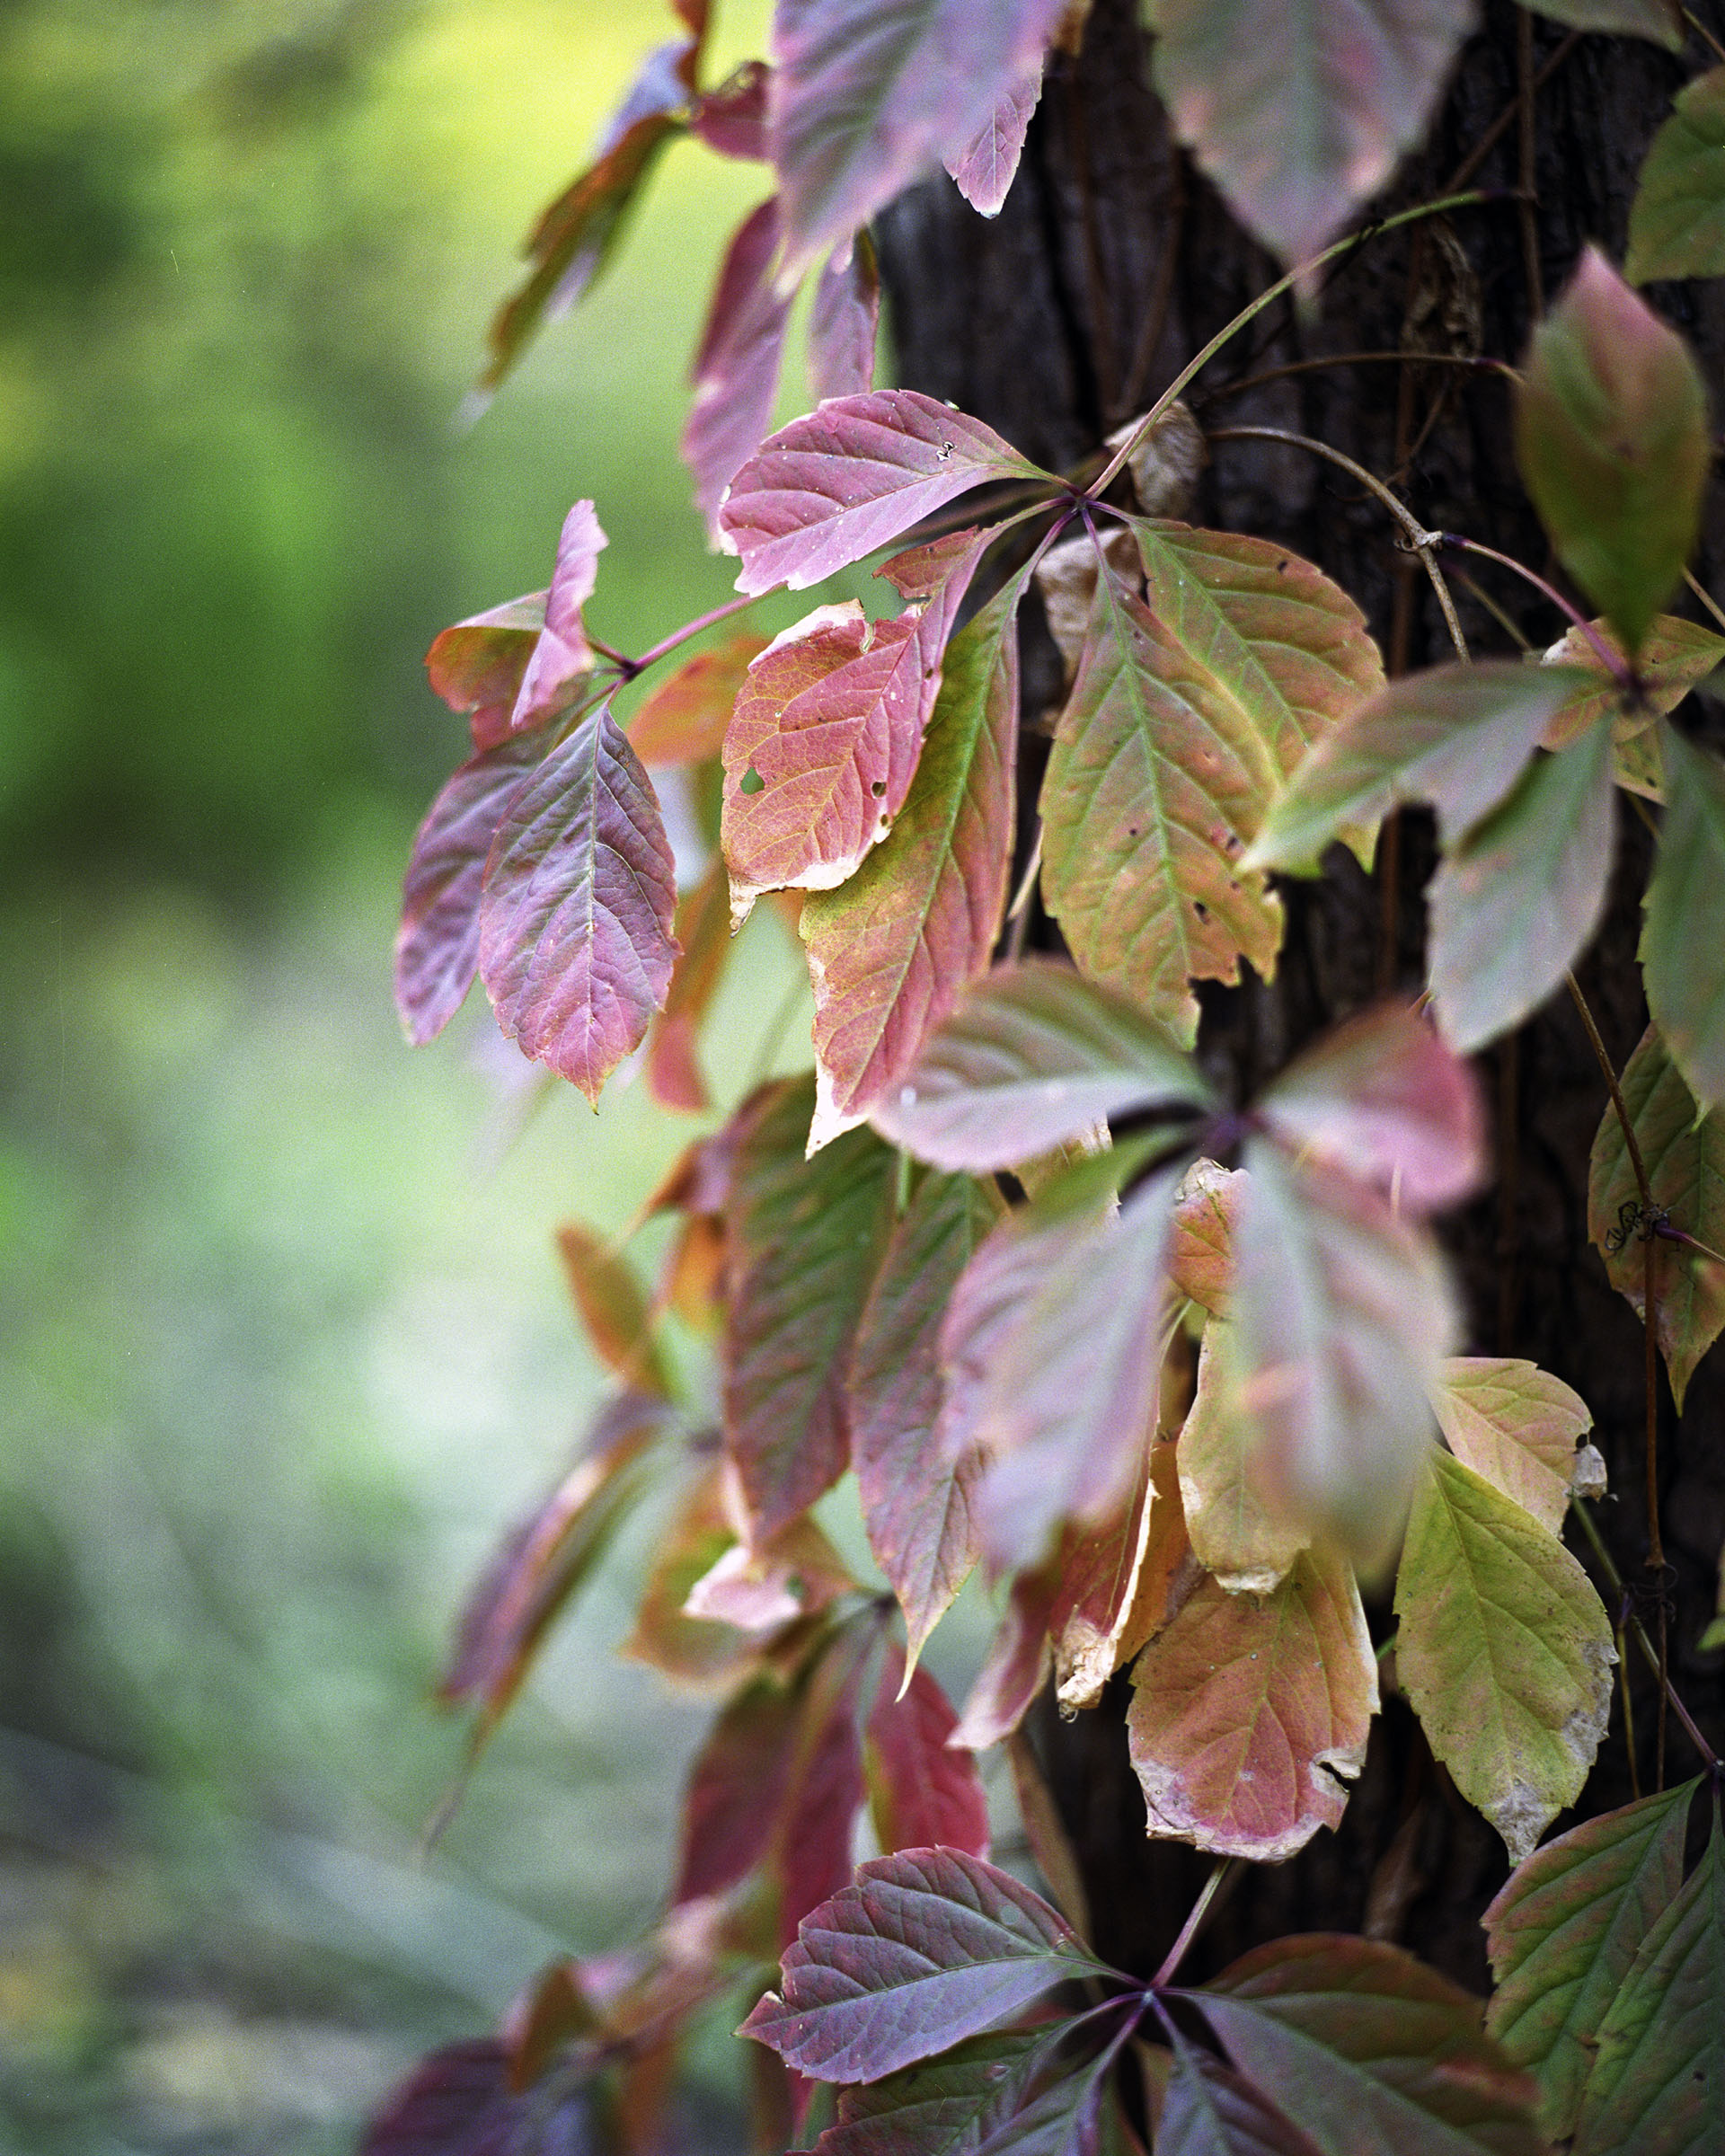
xmin=1642 ymin=726 xmax=1725 ymax=1111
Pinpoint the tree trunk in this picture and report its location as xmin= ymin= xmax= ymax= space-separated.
xmin=875 ymin=0 xmax=1725 ymax=1993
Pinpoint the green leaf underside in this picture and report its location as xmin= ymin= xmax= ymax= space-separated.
xmin=739 ymin=1849 xmax=1101 ymax=2083
xmin=1187 ymin=1935 xmax=1544 ymax=2156
xmin=802 ymin=569 xmax=1026 ymax=1148
xmin=1484 ymin=1780 xmax=1699 ymax=2140
xmin=1428 ymin=724 xmax=1616 ymax=1056
xmin=1393 ymin=1449 xmax=1614 ymax=1865
xmin=1127 ymin=1548 xmax=1376 ymax=1863
xmin=1429 ymin=1356 xmax=1593 ymax=1536
xmin=1627 ymin=65 xmax=1725 ymax=283
xmin=1643 ymin=726 xmax=1725 ymax=1111
xmin=1178 ymin=1326 xmax=1310 ymax=1594
xmin=1588 ymin=1022 xmax=1725 ymax=1411
xmin=723 ymin=1075 xmax=898 ymax=1542
xmin=1573 ymin=1804 xmax=1724 ymax=2156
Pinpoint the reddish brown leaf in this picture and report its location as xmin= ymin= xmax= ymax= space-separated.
xmin=396 ymin=730 xmax=548 ymax=1047
xmin=502 ymin=1960 xmax=600 ymax=2092
xmin=692 ymin=59 xmax=770 ymax=160
xmin=627 ymin=635 xmax=768 ymax=768
xmin=723 ymin=1074 xmax=898 ymax=1542
xmin=774 ymin=1632 xmax=869 ymax=1948
xmin=424 ymin=591 xmax=544 ymax=753
xmin=683 ymin=196 xmax=796 ymax=541
xmin=809 ymin=232 xmax=880 ymax=401
xmin=944 ymin=67 xmax=1042 ymax=215
xmin=951 ymin=1568 xmax=1058 ymax=1752
xmin=1128 ymin=1548 xmax=1376 ymax=1862
xmin=647 ymin=859 xmax=732 ymax=1112
xmin=1047 ymin=1447 xmax=1161 ymax=1711
xmin=359 ymin=2039 xmax=516 ymax=2155
xmin=674 ymin=1667 xmax=803 ymax=1904
xmin=718 ymin=388 xmax=1044 ymax=595
xmin=477 ymin=703 xmax=680 ymax=1105
xmin=865 ymin=1639 xmax=990 ymax=1859
xmin=1168 ymin=1157 xmax=1245 ymax=1315
xmin=620 ymin=1466 xmax=761 ymax=1690
xmin=554 ymin=1222 xmax=672 ymax=1396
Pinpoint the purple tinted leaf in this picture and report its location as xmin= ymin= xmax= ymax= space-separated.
xmin=477 ymin=704 xmax=680 ymax=1105
xmin=674 ymin=1671 xmax=802 ymax=1905
xmin=1157 ymin=2036 xmax=1324 ymax=2156
xmin=865 ymin=1640 xmax=991 ymax=1859
xmin=397 ymin=731 xmax=549 ymax=1046
xmin=777 ymin=1641 xmax=870 ymax=1948
xmin=359 ymin=2040 xmax=515 ymax=2155
xmin=739 ymin=1849 xmax=1101 ymax=2081
xmin=809 ymin=233 xmax=880 ymax=401
xmin=425 ymin=593 xmax=546 ymax=750
xmin=719 ymin=388 xmax=1044 ymax=595
xmin=951 ymin=1568 xmax=1057 ymax=1752
xmin=504 ymin=502 xmax=608 ymax=738
xmin=944 ymin=68 xmax=1042 ymax=215
xmin=685 ymin=198 xmax=796 ymax=542
xmin=768 ymin=0 xmax=1070 ymax=280
xmin=693 ymin=59 xmax=772 ymax=160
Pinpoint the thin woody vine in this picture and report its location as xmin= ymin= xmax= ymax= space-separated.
xmin=368 ymin=4 xmax=1725 ymax=2153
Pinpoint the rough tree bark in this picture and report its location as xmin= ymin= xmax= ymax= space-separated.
xmin=875 ymin=0 xmax=1725 ymax=1992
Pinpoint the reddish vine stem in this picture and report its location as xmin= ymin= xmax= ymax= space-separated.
xmin=627 ymin=590 xmax=764 ymax=678
xmin=1434 ymin=533 xmax=1632 ymax=687
xmin=1152 ymin=1858 xmax=1237 ymax=1988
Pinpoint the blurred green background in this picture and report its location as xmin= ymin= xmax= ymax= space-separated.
xmin=0 ymin=2 xmax=870 ymax=2147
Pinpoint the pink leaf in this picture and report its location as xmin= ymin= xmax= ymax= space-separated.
xmin=692 ymin=59 xmax=771 ymax=160
xmin=424 ymin=592 xmax=545 ymax=752
xmin=865 ymin=1640 xmax=991 ymax=1858
xmin=768 ymin=0 xmax=1070 ymax=281
xmin=1259 ymin=1003 xmax=1485 ymax=1214
xmin=395 ymin=730 xmax=548 ymax=1046
xmin=809 ymin=233 xmax=880 ymax=401
xmin=943 ymin=67 xmax=1042 ymax=215
xmin=509 ymin=500 xmax=608 ymax=734
xmin=718 ymin=388 xmax=1044 ymax=595
xmin=477 ymin=703 xmax=680 ymax=1104
xmin=684 ymin=198 xmax=796 ymax=541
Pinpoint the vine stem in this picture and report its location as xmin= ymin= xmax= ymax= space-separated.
xmin=1198 ymin=349 xmax=1511 ymax=409
xmin=627 ymin=590 xmax=765 ymax=678
xmin=1205 ymin=425 xmax=1469 ymax=663
xmin=1152 ymin=1859 xmax=1236 ymax=1988
xmin=1685 ymin=6 xmax=1725 ymax=67
xmin=1573 ymin=1498 xmax=1718 ymax=1775
xmin=1087 ymin=190 xmax=1494 ymax=501
xmin=1684 ymin=568 xmax=1725 ymax=636
xmin=1435 ymin=533 xmax=1632 ymax=688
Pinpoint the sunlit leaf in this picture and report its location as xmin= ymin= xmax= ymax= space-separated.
xmin=396 ymin=731 xmax=549 ymax=1047
xmin=629 ymin=636 xmax=770 ymax=768
xmin=1588 ymin=1021 xmax=1725 ymax=1411
xmin=555 ymin=1222 xmax=672 ymax=1396
xmin=1246 ymin=662 xmax=1584 ymax=876
xmin=1573 ymin=1803 xmax=1724 ymax=2156
xmin=723 ymin=1073 xmax=898 ymax=1541
xmin=1187 ymin=1936 xmax=1544 ymax=2156
xmin=424 ymin=591 xmax=545 ymax=753
xmin=718 ymin=388 xmax=1045 ymax=595
xmin=1516 ymin=246 xmax=1712 ymax=654
xmin=1393 ymin=1448 xmax=1615 ymax=1864
xmin=1427 ymin=724 xmax=1616 ymax=1055
xmin=1149 ymin=0 xmax=1475 ymax=266
xmin=768 ymin=0 xmax=1070 ymax=282
xmin=809 ymin=232 xmax=880 ymax=401
xmin=1157 ymin=2026 xmax=1324 ymax=2156
xmin=684 ymin=197 xmax=797 ymax=541
xmin=647 ymin=859 xmax=732 ymax=1112
xmin=739 ymin=1848 xmax=1103 ymax=2081
xmin=1260 ymin=1003 xmax=1484 ymax=1213
xmin=1484 ymin=1780 xmax=1698 ymax=2140
xmin=1627 ymin=66 xmax=1725 ymax=282
xmin=1177 ymin=1328 xmax=1308 ymax=1595
xmin=802 ymin=567 xmax=1026 ymax=1148
xmin=944 ymin=68 xmax=1042 ymax=215
xmin=865 ymin=1639 xmax=990 ymax=1858
xmin=870 ymin=959 xmax=1209 ymax=1172
xmin=851 ymin=1170 xmax=1002 ymax=1666
xmin=1529 ymin=0 xmax=1683 ymax=49
xmin=1643 ymin=725 xmax=1725 ymax=1110
xmin=1430 ymin=1357 xmax=1595 ymax=1537
xmin=1128 ymin=1547 xmax=1375 ymax=1862
xmin=509 ymin=501 xmax=607 ymax=735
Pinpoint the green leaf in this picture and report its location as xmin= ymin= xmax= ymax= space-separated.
xmin=1484 ymin=1780 xmax=1699 ymax=2140
xmin=1429 ymin=1357 xmax=1596 ymax=1535
xmin=1427 ymin=724 xmax=1616 ymax=1054
xmin=1515 ymin=246 xmax=1712 ymax=654
xmin=1574 ymin=1800 xmax=1724 ymax=2156
xmin=1246 ymin=662 xmax=1584 ymax=876
xmin=1177 ymin=1326 xmax=1310 ymax=1595
xmin=1643 ymin=725 xmax=1725 ymax=1109
xmin=1186 ymin=1935 xmax=1544 ymax=2156
xmin=1393 ymin=1449 xmax=1615 ymax=1864
xmin=1587 ymin=1022 xmax=1725 ymax=1411
xmin=1628 ymin=65 xmax=1725 ymax=283
xmin=1527 ymin=0 xmax=1684 ymax=45
xmin=1539 ymin=614 xmax=1725 ymax=803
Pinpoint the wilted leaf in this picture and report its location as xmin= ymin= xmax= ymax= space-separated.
xmin=1627 ymin=66 xmax=1725 ymax=283
xmin=1187 ymin=1936 xmax=1544 ymax=2156
xmin=870 ymin=959 xmax=1209 ymax=1172
xmin=1177 ymin=1328 xmax=1309 ymax=1595
xmin=1048 ymin=1447 xmax=1165 ymax=1711
xmin=739 ymin=1848 xmax=1102 ymax=2081
xmin=1529 ymin=0 xmax=1683 ymax=49
xmin=1259 ymin=1003 xmax=1484 ymax=1213
xmin=944 ymin=67 xmax=1042 ymax=215
xmin=852 ymin=1170 xmax=1002 ymax=1665
xmin=769 ymin=0 xmax=1069 ymax=280
xmin=478 ymin=704 xmax=680 ymax=1104
xmin=802 ymin=566 xmax=1026 ymax=1147
xmin=397 ymin=731 xmax=549 ymax=1047
xmin=865 ymin=1639 xmax=990 ymax=1858
xmin=509 ymin=501 xmax=607 ymax=735
xmin=809 ymin=232 xmax=880 ymax=401
xmin=628 ymin=636 xmax=769 ymax=768
xmin=1168 ymin=1157 xmax=1245 ymax=1315
xmin=1588 ymin=1022 xmax=1725 ymax=1411
xmin=1150 ymin=0 xmax=1475 ymax=267
xmin=555 ymin=1222 xmax=672 ymax=1396
xmin=684 ymin=197 xmax=796 ymax=540
xmin=719 ymin=389 xmax=1044 ymax=596
xmin=1516 ymin=246 xmax=1712 ymax=654
xmin=724 ymin=1074 xmax=898 ymax=1541
xmin=1247 ymin=662 xmax=1585 ymax=875
xmin=1225 ymin=1144 xmax=1455 ymax=1570
xmin=647 ymin=859 xmax=732 ymax=1112
xmin=1430 ymin=1357 xmax=1595 ymax=1537
xmin=1484 ymin=1780 xmax=1698 ymax=2140
xmin=1110 ymin=405 xmax=1208 ymax=521
xmin=1128 ymin=1547 xmax=1376 ymax=1863
xmin=1035 ymin=527 xmax=1141 ymax=683
xmin=1643 ymin=726 xmax=1725 ymax=1110
xmin=1428 ymin=724 xmax=1617 ymax=1055
xmin=1394 ymin=1448 xmax=1615 ymax=1865
xmin=1157 ymin=2029 xmax=1324 ymax=2156
xmin=1573 ymin=1803 xmax=1723 ymax=2156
